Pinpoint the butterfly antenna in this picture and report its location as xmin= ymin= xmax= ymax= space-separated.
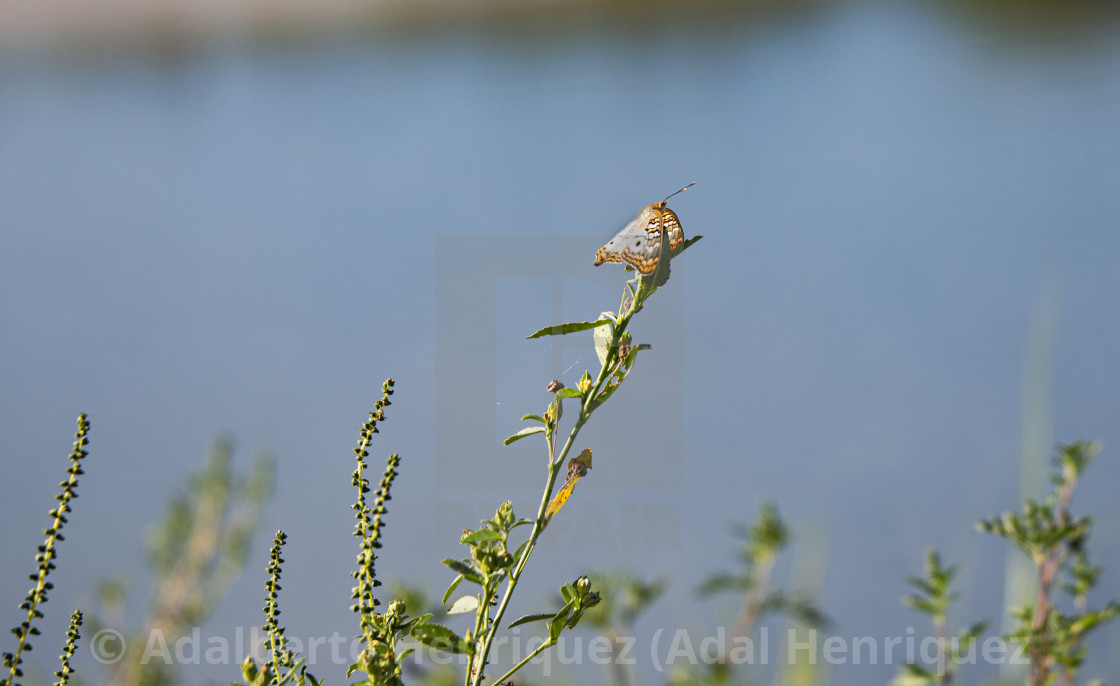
xmin=662 ymin=181 xmax=696 ymax=203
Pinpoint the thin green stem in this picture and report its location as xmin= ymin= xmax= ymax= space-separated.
xmin=469 ymin=287 xmax=645 ymax=686
xmin=469 ymin=434 xmax=571 ymax=686
xmin=4 ymin=415 xmax=89 ymax=686
xmin=489 ymin=636 xmax=556 ymax=685
xmin=579 ymin=303 xmax=639 ymax=420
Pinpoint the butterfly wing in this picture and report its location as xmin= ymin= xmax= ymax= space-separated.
xmin=593 ymin=203 xmax=664 ymax=275
xmin=660 ymin=205 xmax=685 ymax=253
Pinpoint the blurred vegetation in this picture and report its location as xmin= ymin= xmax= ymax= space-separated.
xmin=92 ymin=437 xmax=273 ymax=686
xmin=8 ymin=0 xmax=1120 ymax=62
xmin=9 ymin=420 xmax=1118 ymax=686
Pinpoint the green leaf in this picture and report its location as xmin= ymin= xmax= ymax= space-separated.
xmin=442 ymin=574 xmax=464 ymax=604
xmin=555 ymin=388 xmax=582 ymax=399
xmin=447 ymin=595 xmax=480 ymax=615
xmin=508 ymin=612 xmax=555 ymax=629
xmin=520 ymin=414 xmax=547 ymax=424
xmin=673 ymin=234 xmax=703 ymax=257
xmin=441 ymin=559 xmax=483 ymax=584
xmin=503 ymin=426 xmax=546 ymax=446
xmin=902 ymin=596 xmax=936 ymax=615
xmin=401 ymin=613 xmax=434 ymax=633
xmin=527 ymin=319 xmax=613 ymax=339
xmin=549 ymin=603 xmax=576 ymax=642
xmin=460 ymin=529 xmax=501 ymax=545
xmin=410 ymin=622 xmax=471 ymax=654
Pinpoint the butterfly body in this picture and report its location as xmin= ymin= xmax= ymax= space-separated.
xmin=593 ymin=197 xmax=687 ymax=276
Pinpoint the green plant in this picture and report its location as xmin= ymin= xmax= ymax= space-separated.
xmin=53 ymin=610 xmax=82 ymax=686
xmin=94 ymin=437 xmax=274 ymax=686
xmin=977 ymin=442 xmax=1120 ymax=686
xmin=893 ymin=550 xmax=984 ymax=686
xmin=574 ymin=570 xmax=667 ymax=686
xmin=3 ymin=414 xmax=90 ymax=686
xmin=896 ymin=443 xmax=1119 ymax=686
xmin=239 ymin=530 xmax=320 ymax=686
xmin=234 ymin=225 xmax=701 ymax=686
xmin=442 ymin=229 xmax=701 ymax=686
xmin=668 ymin=501 xmax=824 ymax=686
xmin=239 ymin=380 xmax=428 ymax=686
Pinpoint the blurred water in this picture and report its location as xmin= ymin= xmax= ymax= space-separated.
xmin=2 ymin=2 xmax=1120 ymax=684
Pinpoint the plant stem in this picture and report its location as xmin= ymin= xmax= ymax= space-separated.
xmin=489 ymin=636 xmax=557 ymax=685
xmin=468 ymin=296 xmax=640 ymax=686
xmin=1029 ymin=471 xmax=1075 ymax=686
xmin=934 ymin=614 xmax=949 ymax=686
xmin=607 ymin=627 xmax=632 ymax=686
xmin=468 ymin=422 xmax=578 ymax=686
xmin=723 ymin=553 xmax=774 ymax=665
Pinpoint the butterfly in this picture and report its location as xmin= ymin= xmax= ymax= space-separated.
xmin=593 ymin=183 xmax=694 ymax=276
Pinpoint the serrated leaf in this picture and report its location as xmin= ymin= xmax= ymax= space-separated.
xmin=410 ymin=622 xmax=471 ymax=654
xmin=503 ymin=426 xmax=546 ymax=446
xmin=448 ymin=595 xmax=480 ymax=615
xmin=508 ymin=613 xmax=555 ymax=629
xmin=527 ymin=319 xmax=613 ymax=339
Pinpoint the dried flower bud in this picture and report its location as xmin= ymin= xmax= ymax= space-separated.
xmin=547 ymin=379 xmax=565 ymax=393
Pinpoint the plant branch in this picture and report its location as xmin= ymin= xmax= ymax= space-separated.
xmin=469 ymin=283 xmax=645 ymax=686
